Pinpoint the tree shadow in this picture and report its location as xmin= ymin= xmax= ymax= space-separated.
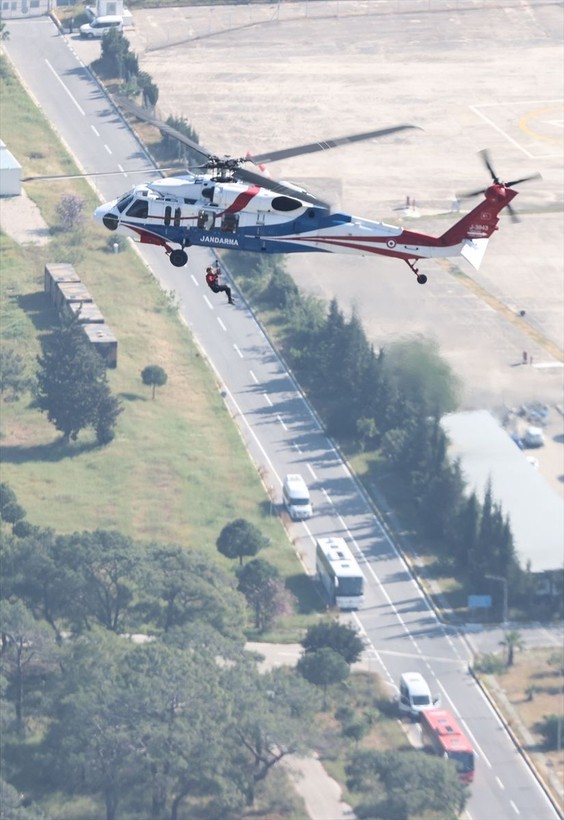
xmin=16 ymin=292 xmax=59 ymax=333
xmin=118 ymin=392 xmax=147 ymax=402
xmin=285 ymin=574 xmax=324 ymax=615
xmin=0 ymin=439 xmax=99 ymax=464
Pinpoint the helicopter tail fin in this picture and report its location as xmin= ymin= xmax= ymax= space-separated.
xmin=438 ymin=185 xmax=518 ymax=268
xmin=459 ymin=237 xmax=490 ymax=270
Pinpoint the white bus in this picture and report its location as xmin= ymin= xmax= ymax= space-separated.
xmin=315 ymin=537 xmax=365 ymax=610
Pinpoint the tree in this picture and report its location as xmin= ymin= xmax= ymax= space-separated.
xmin=56 ymin=530 xmax=142 ymax=632
xmin=56 ymin=194 xmax=85 ymax=231
xmin=143 ymin=544 xmax=247 ymax=640
xmin=141 ymin=364 xmax=168 ymax=399
xmin=217 ymin=518 xmax=269 ymax=566
xmin=500 ymin=630 xmax=524 ymax=667
xmin=237 ymin=559 xmax=292 ymax=633
xmin=0 ymin=347 xmax=28 ymax=400
xmin=346 ymin=748 xmax=467 ymax=820
xmin=0 ymin=600 xmax=54 ymax=734
xmin=225 ymin=665 xmax=320 ymax=807
xmin=36 ymin=324 xmax=117 ymax=442
xmin=301 ymin=621 xmax=364 ymax=665
xmin=380 ymin=336 xmax=461 ymax=420
xmin=297 ymin=647 xmax=349 ymax=708
xmin=95 ymin=390 xmax=123 ymax=444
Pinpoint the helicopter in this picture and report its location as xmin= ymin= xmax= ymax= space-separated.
xmin=92 ymin=98 xmax=540 ymax=285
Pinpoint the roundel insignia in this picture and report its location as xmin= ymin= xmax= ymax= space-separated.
xmin=387 ymin=239 xmax=396 ymax=248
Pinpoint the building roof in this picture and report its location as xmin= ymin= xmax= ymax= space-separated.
xmin=0 ymin=140 xmax=22 ymax=171
xmin=442 ymin=410 xmax=563 ymax=573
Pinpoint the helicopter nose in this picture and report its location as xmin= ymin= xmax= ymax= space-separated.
xmin=94 ymin=204 xmax=119 ymax=231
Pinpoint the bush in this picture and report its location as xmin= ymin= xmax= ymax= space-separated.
xmin=473 ymin=653 xmax=507 ymax=675
xmin=534 ymin=714 xmax=563 ymax=750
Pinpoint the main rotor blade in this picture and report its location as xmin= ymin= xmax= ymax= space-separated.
xmin=116 ymin=96 xmax=212 ymax=162
xmin=22 ymin=168 xmax=175 ymax=182
xmin=234 ymin=167 xmax=329 ymax=208
xmin=249 ymin=125 xmax=420 ymax=165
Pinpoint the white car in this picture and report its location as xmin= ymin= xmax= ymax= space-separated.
xmin=524 ymin=426 xmax=545 ymax=448
xmin=80 ymin=15 xmax=123 ymax=39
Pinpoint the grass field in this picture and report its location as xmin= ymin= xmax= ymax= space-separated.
xmin=0 ymin=54 xmax=314 ymax=613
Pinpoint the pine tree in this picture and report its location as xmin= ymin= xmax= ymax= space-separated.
xmin=36 ymin=324 xmax=118 ymax=443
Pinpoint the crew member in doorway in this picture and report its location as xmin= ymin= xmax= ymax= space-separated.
xmin=205 ymin=262 xmax=233 ymax=304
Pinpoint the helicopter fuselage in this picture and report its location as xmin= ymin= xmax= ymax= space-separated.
xmin=94 ymin=172 xmax=517 ymax=281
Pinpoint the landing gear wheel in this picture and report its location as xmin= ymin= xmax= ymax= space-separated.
xmin=416 ymin=274 xmax=428 ymax=285
xmin=170 ymin=249 xmax=188 ymax=268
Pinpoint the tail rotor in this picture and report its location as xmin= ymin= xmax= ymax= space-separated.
xmin=458 ymin=150 xmax=541 ymax=222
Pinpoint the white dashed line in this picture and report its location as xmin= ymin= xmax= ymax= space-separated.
xmin=249 ymin=369 xmax=259 ymax=384
xmin=217 ymin=317 xmax=226 ymax=332
xmin=496 ymin=776 xmax=505 ymax=790
xmin=104 ymin=144 xmax=112 ymax=155
xmin=203 ymin=295 xmax=213 ymax=310
xmin=45 ymin=59 xmax=85 ymax=115
xmin=91 ymin=125 xmax=100 ymax=137
xmin=233 ymin=343 xmax=243 ymax=358
xmin=276 ymin=415 xmax=287 ymax=430
xmin=190 ymin=274 xmax=199 ymax=287
xmin=263 ymin=392 xmax=272 ymax=406
xmin=510 ymin=800 xmax=520 ymax=815
xmin=306 ymin=463 xmax=317 ymax=481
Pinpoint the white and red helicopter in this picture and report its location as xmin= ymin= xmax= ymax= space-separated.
xmin=92 ymin=99 xmax=540 ymax=284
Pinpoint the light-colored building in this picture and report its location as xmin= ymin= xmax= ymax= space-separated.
xmin=1 ymin=0 xmax=50 ymax=20
xmin=0 ymin=140 xmax=22 ymax=197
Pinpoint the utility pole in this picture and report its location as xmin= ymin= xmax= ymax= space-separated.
xmin=486 ymin=574 xmax=508 ymax=624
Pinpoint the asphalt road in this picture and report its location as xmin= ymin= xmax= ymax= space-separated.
xmin=3 ymin=10 xmax=562 ymax=820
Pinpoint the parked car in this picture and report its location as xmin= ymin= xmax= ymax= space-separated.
xmin=80 ymin=15 xmax=123 ymax=39
xmin=524 ymin=426 xmax=545 ymax=448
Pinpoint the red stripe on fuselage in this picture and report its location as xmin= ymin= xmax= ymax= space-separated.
xmin=223 ymin=186 xmax=261 ymax=214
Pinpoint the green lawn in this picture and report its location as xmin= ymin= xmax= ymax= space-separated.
xmin=0 ymin=55 xmax=311 ymax=606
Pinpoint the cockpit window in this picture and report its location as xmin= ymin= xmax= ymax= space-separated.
xmin=126 ymin=199 xmax=149 ymax=219
xmin=116 ymin=194 xmax=134 ymax=213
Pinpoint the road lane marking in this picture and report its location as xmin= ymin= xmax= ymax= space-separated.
xmin=104 ymin=144 xmax=112 ymax=154
xmin=45 ymin=59 xmax=85 ymax=115
xmin=510 ymin=800 xmax=520 ymax=814
xmin=496 ymin=776 xmax=505 ymax=790
xmin=233 ymin=343 xmax=243 ymax=357
xmin=203 ymin=295 xmax=213 ymax=310
xmin=306 ymin=463 xmax=317 ymax=481
xmin=91 ymin=125 xmax=100 ymax=137
xmin=217 ymin=317 xmax=226 ymax=332
xmin=190 ymin=274 xmax=199 ymax=286
xmin=276 ymin=414 xmax=287 ymax=431
xmin=249 ymin=369 xmax=259 ymax=384
xmin=263 ymin=392 xmax=272 ymax=406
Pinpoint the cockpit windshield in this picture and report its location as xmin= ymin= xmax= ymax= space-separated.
xmin=116 ymin=194 xmax=134 ymax=213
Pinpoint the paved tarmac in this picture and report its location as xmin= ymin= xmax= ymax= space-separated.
xmin=79 ymin=0 xmax=564 ymax=495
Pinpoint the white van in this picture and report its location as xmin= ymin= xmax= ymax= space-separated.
xmin=80 ymin=15 xmax=123 ymax=39
xmin=282 ymin=474 xmax=312 ymax=521
xmin=398 ymin=672 xmax=440 ymax=720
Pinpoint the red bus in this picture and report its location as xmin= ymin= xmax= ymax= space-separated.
xmin=420 ymin=708 xmax=475 ymax=783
